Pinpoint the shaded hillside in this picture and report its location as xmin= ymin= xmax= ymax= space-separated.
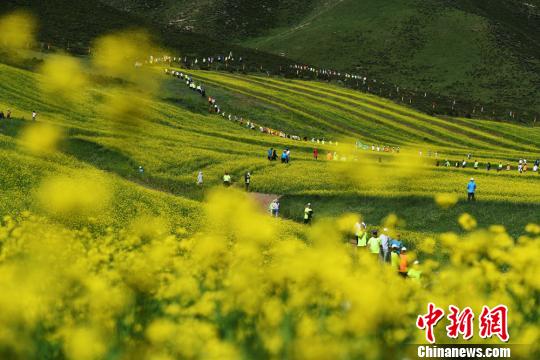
xmin=241 ymin=0 xmax=540 ymax=116
xmin=103 ymin=0 xmax=323 ymax=38
xmin=103 ymin=0 xmax=540 ymax=119
xmin=0 ymin=0 xmax=290 ymax=67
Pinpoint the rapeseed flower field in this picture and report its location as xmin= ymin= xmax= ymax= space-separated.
xmin=0 ymin=12 xmax=539 ymax=358
xmin=0 ymin=192 xmax=538 ymax=358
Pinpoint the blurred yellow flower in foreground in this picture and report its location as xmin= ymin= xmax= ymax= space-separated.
xmin=0 ymin=11 xmax=35 ymax=51
xmin=435 ymin=193 xmax=458 ymax=209
xmin=37 ymin=171 xmax=111 ymax=216
xmin=0 ymin=188 xmax=538 ymax=358
xmin=458 ymin=212 xmax=477 ymax=231
xmin=525 ymin=223 xmax=540 ymax=235
xmin=40 ymin=55 xmax=88 ymax=101
xmin=63 ymin=327 xmax=106 ymax=360
xmin=20 ymin=123 xmax=63 ymax=154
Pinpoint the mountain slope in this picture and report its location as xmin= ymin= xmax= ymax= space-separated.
xmin=102 ymin=0 xmax=324 ymax=38
xmin=0 ymin=0 xmax=289 ymax=67
xmin=241 ymin=0 xmax=540 ymax=116
xmin=102 ymin=0 xmax=540 ymax=118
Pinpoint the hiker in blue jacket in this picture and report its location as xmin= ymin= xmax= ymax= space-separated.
xmin=281 ymin=150 xmax=288 ymax=164
xmin=467 ymin=178 xmax=477 ymax=201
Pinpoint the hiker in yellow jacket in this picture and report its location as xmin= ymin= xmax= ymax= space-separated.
xmin=367 ymin=230 xmax=381 ymax=257
xmin=407 ymin=260 xmax=422 ymax=282
xmin=355 ymin=221 xmax=368 ymax=247
xmin=390 ymin=244 xmax=400 ymax=271
xmin=303 ymin=203 xmax=313 ymax=224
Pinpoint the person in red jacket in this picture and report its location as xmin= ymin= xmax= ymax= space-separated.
xmin=313 ymin=148 xmax=319 ymax=160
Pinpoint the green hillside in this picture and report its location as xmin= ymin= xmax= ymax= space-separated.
xmin=102 ymin=0 xmax=540 ymax=118
xmin=102 ymin=0 xmax=322 ymax=38
xmin=0 ymin=0 xmax=288 ymax=67
xmin=1 ymin=45 xmax=539 ymax=358
xmin=4 ymin=0 xmax=539 ymax=120
xmin=1 ymin=57 xmax=538 ymax=239
xmin=242 ymin=0 xmax=540 ymax=116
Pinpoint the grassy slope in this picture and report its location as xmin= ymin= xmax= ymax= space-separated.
xmin=185 ymin=70 xmax=540 ymax=153
xmin=102 ymin=0 xmax=323 ymax=38
xmin=102 ymin=0 xmax=540 ymax=116
xmin=4 ymin=1 xmax=539 ymax=119
xmin=0 ymin=0 xmax=289 ymax=67
xmin=240 ymin=0 xmax=540 ymax=115
xmin=0 ymin=60 xmax=539 ymax=242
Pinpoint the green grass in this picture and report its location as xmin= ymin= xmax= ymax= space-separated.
xmin=184 ymin=69 xmax=540 ymax=155
xmin=239 ymin=0 xmax=540 ymax=116
xmin=4 ymin=1 xmax=539 ymax=120
xmin=1 ymin=57 xmax=539 ymax=242
xmin=0 ymin=0 xmax=288 ymax=67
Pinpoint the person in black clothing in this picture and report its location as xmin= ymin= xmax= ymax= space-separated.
xmin=486 ymin=162 xmax=491 ymax=171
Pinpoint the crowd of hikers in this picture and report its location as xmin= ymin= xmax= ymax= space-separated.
xmin=164 ymin=68 xmax=340 ymax=145
xmin=430 ymin=152 xmax=540 ymax=174
xmin=412 ymin=149 xmax=540 ymax=174
xmin=290 ymin=64 xmax=370 ymax=84
xmin=265 ymin=147 xmax=293 ymax=163
xmin=205 ymin=173 xmax=422 ymax=282
xmin=439 ymin=158 xmax=540 ymax=173
xmin=351 ymin=222 xmax=421 ymax=281
xmin=155 ymin=55 xmax=526 ymax=124
xmin=368 ymin=144 xmax=401 ymax=153
xmin=162 ymin=67 xmax=539 ymax=176
xmin=154 ymin=54 xmax=243 ymax=68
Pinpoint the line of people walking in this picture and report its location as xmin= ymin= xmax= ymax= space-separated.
xmin=440 ymin=158 xmax=539 ymax=174
xmin=164 ymin=68 xmax=340 ymax=144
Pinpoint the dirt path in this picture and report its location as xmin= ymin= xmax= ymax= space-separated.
xmin=250 ymin=192 xmax=281 ymax=212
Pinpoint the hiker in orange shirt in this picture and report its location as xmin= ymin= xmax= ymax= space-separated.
xmin=399 ymin=247 xmax=409 ymax=278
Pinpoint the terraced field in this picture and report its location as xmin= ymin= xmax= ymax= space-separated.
xmin=185 ymin=70 xmax=540 ymax=154
xmin=1 ymin=60 xmax=538 ymax=240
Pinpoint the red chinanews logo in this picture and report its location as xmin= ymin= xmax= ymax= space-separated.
xmin=416 ymin=303 xmax=509 ymax=343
